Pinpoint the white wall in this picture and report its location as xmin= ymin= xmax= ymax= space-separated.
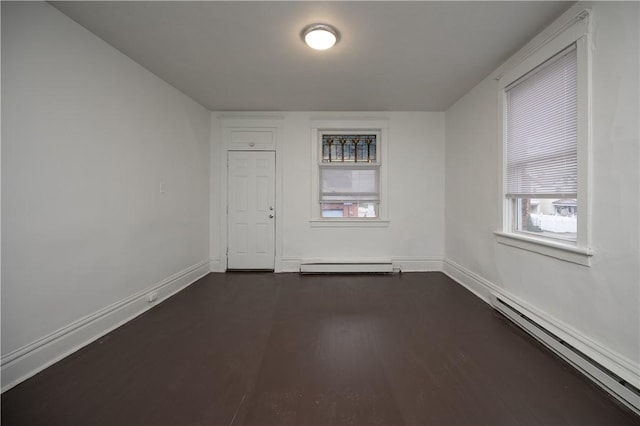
xmin=1 ymin=2 xmax=211 ymax=388
xmin=445 ymin=2 xmax=639 ymax=384
xmin=4 ymin=0 xmax=636 ymax=398
xmin=210 ymin=112 xmax=445 ymax=272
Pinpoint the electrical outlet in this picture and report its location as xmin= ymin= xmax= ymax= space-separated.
xmin=148 ymin=292 xmax=158 ymax=303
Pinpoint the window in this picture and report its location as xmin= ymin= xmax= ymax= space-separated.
xmin=310 ymin=119 xmax=389 ymax=226
xmin=496 ymin=10 xmax=592 ymax=265
xmin=320 ymin=134 xmax=379 ymax=218
xmin=505 ymin=45 xmax=578 ymax=243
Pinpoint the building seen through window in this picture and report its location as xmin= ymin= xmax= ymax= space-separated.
xmin=320 ymin=134 xmax=379 ymax=218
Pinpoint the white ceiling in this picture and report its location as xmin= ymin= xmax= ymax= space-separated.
xmin=51 ymin=1 xmax=573 ymax=111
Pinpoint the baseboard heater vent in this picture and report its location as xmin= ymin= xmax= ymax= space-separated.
xmin=299 ymin=261 xmax=394 ymax=274
xmin=490 ymin=293 xmax=640 ymax=415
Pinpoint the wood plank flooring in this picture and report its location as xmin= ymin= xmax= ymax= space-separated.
xmin=2 ymin=272 xmax=638 ymax=425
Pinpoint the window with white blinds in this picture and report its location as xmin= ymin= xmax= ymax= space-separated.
xmin=314 ymin=130 xmax=382 ymax=219
xmin=320 ymin=167 xmax=379 ymax=203
xmin=505 ymin=44 xmax=578 ymax=199
xmin=496 ymin=10 xmax=592 ymax=262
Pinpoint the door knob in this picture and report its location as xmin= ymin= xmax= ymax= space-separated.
xmin=269 ymin=214 xmax=274 ymax=219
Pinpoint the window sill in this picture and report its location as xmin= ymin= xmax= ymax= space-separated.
xmin=310 ymin=219 xmax=390 ymax=228
xmin=494 ymin=231 xmax=594 ymax=266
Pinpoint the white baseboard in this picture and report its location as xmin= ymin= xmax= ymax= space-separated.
xmin=442 ymin=258 xmax=640 ymax=391
xmin=392 ymin=256 xmax=443 ymax=272
xmin=441 ymin=258 xmax=496 ymax=303
xmin=1 ymin=260 xmax=210 ymax=393
xmin=281 ymin=256 xmax=443 ymax=273
xmin=280 ymin=258 xmax=301 ymax=273
xmin=209 ymin=257 xmax=225 ymax=272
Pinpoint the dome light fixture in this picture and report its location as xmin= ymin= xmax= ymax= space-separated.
xmin=302 ymin=23 xmax=339 ymax=50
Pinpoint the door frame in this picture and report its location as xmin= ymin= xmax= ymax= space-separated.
xmin=215 ymin=116 xmax=283 ymax=272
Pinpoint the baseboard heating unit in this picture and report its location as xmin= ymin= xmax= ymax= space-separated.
xmin=299 ymin=261 xmax=394 ymax=274
xmin=490 ymin=293 xmax=640 ymax=415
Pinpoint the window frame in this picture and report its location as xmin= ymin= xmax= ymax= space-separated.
xmin=495 ymin=10 xmax=594 ymax=266
xmin=310 ymin=119 xmax=389 ymax=227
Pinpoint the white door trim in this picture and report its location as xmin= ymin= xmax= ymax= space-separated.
xmin=216 ymin=116 xmax=283 ymax=272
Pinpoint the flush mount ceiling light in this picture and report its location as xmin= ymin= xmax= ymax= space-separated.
xmin=302 ymin=24 xmax=339 ymax=50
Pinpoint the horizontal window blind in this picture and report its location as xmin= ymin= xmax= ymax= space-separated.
xmin=320 ymin=166 xmax=379 ymax=202
xmin=505 ymin=44 xmax=578 ymax=198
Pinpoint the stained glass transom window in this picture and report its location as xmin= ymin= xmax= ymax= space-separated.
xmin=322 ymin=135 xmax=376 ymax=163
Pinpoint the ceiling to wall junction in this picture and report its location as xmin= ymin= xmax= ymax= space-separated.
xmin=52 ymin=1 xmax=574 ymax=111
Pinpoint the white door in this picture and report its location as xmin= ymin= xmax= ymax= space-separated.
xmin=227 ymin=151 xmax=276 ymax=270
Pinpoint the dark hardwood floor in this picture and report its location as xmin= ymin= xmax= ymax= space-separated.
xmin=2 ymin=272 xmax=638 ymax=425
